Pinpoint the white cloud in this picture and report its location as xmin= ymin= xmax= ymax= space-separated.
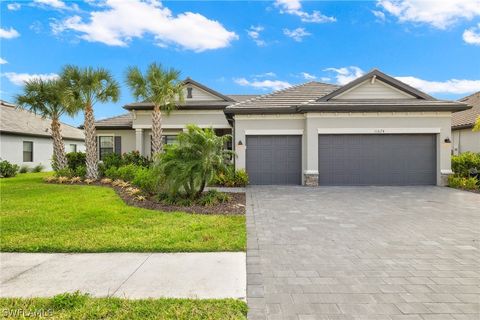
xmin=234 ymin=78 xmax=292 ymax=91
xmin=463 ymin=23 xmax=480 ymax=45
xmin=7 ymin=3 xmax=21 ymax=10
xmin=274 ymin=0 xmax=336 ymax=23
xmin=324 ymin=66 xmax=365 ymax=85
xmin=254 ymin=72 xmax=276 ymax=78
xmin=0 ymin=27 xmax=20 ymax=39
xmin=300 ymin=72 xmax=316 ymax=80
xmin=377 ymin=0 xmax=480 ymax=29
xmin=32 ymin=0 xmax=78 ymax=11
xmin=3 ymin=72 xmax=59 ymax=86
xmin=30 ymin=21 xmax=43 ymax=34
xmin=0 ymin=58 xmax=7 ymax=64
xmin=50 ymin=0 xmax=238 ymax=52
xmin=372 ymin=10 xmax=386 ymax=21
xmin=283 ymin=27 xmax=311 ymax=42
xmin=396 ymin=76 xmax=480 ymax=95
xmin=247 ymin=25 xmax=266 ymax=46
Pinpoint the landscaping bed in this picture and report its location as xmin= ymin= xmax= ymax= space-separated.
xmin=0 ymin=173 xmax=246 ymax=253
xmin=45 ymin=178 xmax=246 ymax=215
xmin=0 ymin=292 xmax=247 ymax=320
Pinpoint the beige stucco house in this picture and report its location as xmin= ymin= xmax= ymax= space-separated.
xmin=95 ymin=70 xmax=470 ymax=186
xmin=451 ymin=92 xmax=480 ymax=155
xmin=0 ymin=101 xmax=85 ymax=171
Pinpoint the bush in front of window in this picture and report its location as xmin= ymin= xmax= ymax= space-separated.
xmin=0 ymin=160 xmax=19 ymax=178
xmin=31 ymin=164 xmax=45 ymax=173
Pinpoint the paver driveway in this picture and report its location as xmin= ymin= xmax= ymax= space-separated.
xmin=246 ymin=186 xmax=480 ymax=320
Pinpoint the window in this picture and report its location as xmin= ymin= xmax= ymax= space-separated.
xmin=23 ymin=141 xmax=33 ymax=162
xmin=69 ymin=144 xmax=77 ymax=153
xmin=162 ymin=135 xmax=178 ymax=145
xmin=187 ymin=87 xmax=193 ymax=99
xmin=99 ymin=136 xmax=114 ymax=160
xmin=150 ymin=135 xmax=177 ymax=155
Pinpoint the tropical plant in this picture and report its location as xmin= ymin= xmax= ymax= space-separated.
xmin=156 ymin=125 xmax=234 ymax=198
xmin=0 ymin=160 xmax=19 ymax=178
xmin=125 ymin=63 xmax=184 ymax=155
xmin=474 ymin=116 xmax=480 ymax=132
xmin=451 ymin=152 xmax=480 ymax=177
xmin=61 ymin=65 xmax=120 ymax=179
xmin=15 ymin=78 xmax=72 ymax=170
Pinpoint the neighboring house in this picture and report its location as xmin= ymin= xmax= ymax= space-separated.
xmin=451 ymin=92 xmax=480 ymax=155
xmin=0 ymin=101 xmax=85 ymax=171
xmin=95 ymin=69 xmax=470 ymax=186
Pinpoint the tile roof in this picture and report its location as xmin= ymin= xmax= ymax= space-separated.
xmin=94 ymin=113 xmax=133 ymax=129
xmin=0 ymin=101 xmax=84 ymax=140
xmin=452 ymin=92 xmax=480 ymax=129
xmin=227 ymin=95 xmax=260 ymax=102
xmin=224 ymin=82 xmax=339 ymax=113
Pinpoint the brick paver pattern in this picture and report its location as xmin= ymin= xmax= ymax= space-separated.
xmin=246 ymin=186 xmax=480 ymax=320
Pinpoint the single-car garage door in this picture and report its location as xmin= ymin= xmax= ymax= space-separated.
xmin=318 ymin=134 xmax=436 ymax=186
xmin=246 ymin=135 xmax=302 ymax=185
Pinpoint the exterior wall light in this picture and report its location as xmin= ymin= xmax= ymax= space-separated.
xmin=444 ymin=137 xmax=451 ymax=143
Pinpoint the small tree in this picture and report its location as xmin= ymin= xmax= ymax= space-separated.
xmin=125 ymin=63 xmax=184 ymax=155
xmin=16 ymin=78 xmax=72 ymax=170
xmin=62 ymin=65 xmax=120 ymax=179
xmin=156 ymin=125 xmax=234 ymax=198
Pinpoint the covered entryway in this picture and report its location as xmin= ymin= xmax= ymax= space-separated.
xmin=246 ymin=135 xmax=302 ymax=185
xmin=318 ymin=134 xmax=437 ymax=186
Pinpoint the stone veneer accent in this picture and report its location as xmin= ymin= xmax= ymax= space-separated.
xmin=440 ymin=172 xmax=452 ymax=187
xmin=304 ymin=173 xmax=319 ymax=186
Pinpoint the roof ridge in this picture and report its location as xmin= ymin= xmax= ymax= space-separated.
xmin=96 ymin=113 xmax=131 ymax=123
xmin=458 ymin=91 xmax=480 ymax=102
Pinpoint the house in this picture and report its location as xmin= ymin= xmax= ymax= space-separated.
xmin=0 ymin=101 xmax=85 ymax=170
xmin=94 ymin=69 xmax=470 ymax=186
xmin=451 ymin=92 xmax=480 ymax=155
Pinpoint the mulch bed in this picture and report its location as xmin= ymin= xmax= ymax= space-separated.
xmin=48 ymin=180 xmax=246 ymax=215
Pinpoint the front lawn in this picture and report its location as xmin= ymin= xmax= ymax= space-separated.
xmin=0 ymin=173 xmax=245 ymax=252
xmin=0 ymin=292 xmax=247 ymax=320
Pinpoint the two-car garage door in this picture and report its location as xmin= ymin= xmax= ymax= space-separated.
xmin=245 ymin=134 xmax=437 ymax=186
xmin=318 ymin=134 xmax=437 ymax=186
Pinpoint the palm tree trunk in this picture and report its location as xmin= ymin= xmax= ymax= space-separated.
xmin=84 ymin=103 xmax=98 ymax=179
xmin=51 ymin=118 xmax=67 ymax=170
xmin=151 ymin=104 xmax=163 ymax=155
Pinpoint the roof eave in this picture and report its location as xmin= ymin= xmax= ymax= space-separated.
xmin=124 ymin=104 xmax=229 ymax=111
xmin=298 ymin=103 xmax=471 ymax=113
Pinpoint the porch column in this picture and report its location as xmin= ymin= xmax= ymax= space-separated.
xmin=135 ymin=128 xmax=144 ymax=156
xmin=304 ymin=115 xmax=319 ymax=186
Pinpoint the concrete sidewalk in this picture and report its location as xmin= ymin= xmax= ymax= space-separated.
xmin=0 ymin=252 xmax=245 ymax=299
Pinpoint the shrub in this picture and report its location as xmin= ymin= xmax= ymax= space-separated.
xmin=74 ymin=165 xmax=87 ymax=178
xmin=122 ymin=150 xmax=150 ymax=167
xmin=104 ymin=166 xmax=120 ymax=180
xmin=102 ymin=153 xmax=123 ymax=169
xmin=19 ymin=165 xmax=30 ymax=173
xmin=211 ymin=166 xmax=249 ymax=187
xmin=55 ymin=168 xmax=73 ymax=178
xmin=131 ymin=167 xmax=158 ymax=194
xmin=197 ymin=189 xmax=231 ymax=206
xmin=31 ymin=163 xmax=44 ymax=173
xmin=448 ymin=175 xmax=479 ymax=190
xmin=116 ymin=164 xmax=141 ymax=182
xmin=0 ymin=160 xmax=19 ymax=178
xmin=66 ymin=152 xmax=86 ymax=171
xmin=451 ymin=152 xmax=480 ymax=178
xmin=51 ymin=291 xmax=88 ymax=310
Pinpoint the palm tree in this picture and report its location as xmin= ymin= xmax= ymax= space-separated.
xmin=125 ymin=63 xmax=184 ymax=155
xmin=15 ymin=78 xmax=72 ymax=170
xmin=157 ymin=125 xmax=234 ymax=198
xmin=61 ymin=65 xmax=120 ymax=179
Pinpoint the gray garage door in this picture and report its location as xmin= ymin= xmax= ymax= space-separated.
xmin=246 ymin=135 xmax=302 ymax=185
xmin=318 ymin=134 xmax=436 ymax=186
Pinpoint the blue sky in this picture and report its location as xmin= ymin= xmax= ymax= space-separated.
xmin=1 ymin=0 xmax=480 ymax=126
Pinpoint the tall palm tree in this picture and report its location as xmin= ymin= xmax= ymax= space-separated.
xmin=126 ymin=63 xmax=184 ymax=155
xmin=15 ymin=78 xmax=72 ymax=170
xmin=61 ymin=65 xmax=120 ymax=179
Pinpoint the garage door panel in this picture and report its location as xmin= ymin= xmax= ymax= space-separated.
xmin=318 ymin=134 xmax=436 ymax=186
xmin=246 ymin=135 xmax=301 ymax=185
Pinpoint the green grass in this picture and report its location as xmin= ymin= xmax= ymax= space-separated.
xmin=0 ymin=173 xmax=245 ymax=252
xmin=0 ymin=292 xmax=247 ymax=320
